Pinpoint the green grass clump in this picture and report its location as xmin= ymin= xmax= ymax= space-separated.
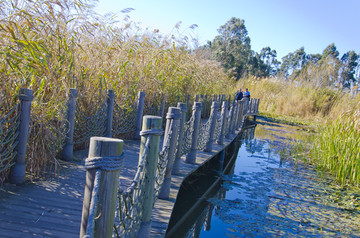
xmin=308 ymin=108 xmax=360 ymax=186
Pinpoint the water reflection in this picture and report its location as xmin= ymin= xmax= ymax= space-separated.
xmin=182 ymin=117 xmax=360 ymax=238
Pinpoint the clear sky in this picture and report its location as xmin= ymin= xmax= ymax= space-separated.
xmin=95 ymin=0 xmax=360 ymax=60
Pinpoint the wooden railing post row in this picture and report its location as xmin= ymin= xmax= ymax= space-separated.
xmin=204 ymin=101 xmax=219 ymax=152
xmin=104 ymin=89 xmax=115 ymax=138
xmin=80 ymin=137 xmax=124 ymax=238
xmin=185 ymin=102 xmax=202 ymax=164
xmin=216 ymin=101 xmax=227 ymax=145
xmin=135 ymin=91 xmax=146 ymax=139
xmin=61 ymin=88 xmax=77 ymax=161
xmin=159 ymin=107 xmax=181 ymax=199
xmin=225 ymin=101 xmax=235 ymax=139
xmin=9 ymin=88 xmax=33 ymax=184
xmin=257 ymin=98 xmax=261 ymax=113
xmin=172 ymin=102 xmax=187 ymax=174
xmin=137 ymin=115 xmax=162 ymax=238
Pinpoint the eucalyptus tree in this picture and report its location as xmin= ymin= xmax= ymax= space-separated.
xmin=278 ymin=47 xmax=307 ymax=80
xmin=259 ymin=47 xmax=280 ymax=76
xmin=318 ymin=44 xmax=341 ymax=87
xmin=340 ymin=51 xmax=359 ymax=89
xmin=211 ymin=17 xmax=252 ymax=79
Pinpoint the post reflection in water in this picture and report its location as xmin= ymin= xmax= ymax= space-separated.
xmin=178 ymin=117 xmax=360 ymax=238
xmin=182 ymin=123 xmax=257 ymax=238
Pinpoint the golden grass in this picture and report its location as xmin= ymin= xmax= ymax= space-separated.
xmin=235 ymin=77 xmax=358 ymax=123
xmin=239 ymin=77 xmax=360 ymax=186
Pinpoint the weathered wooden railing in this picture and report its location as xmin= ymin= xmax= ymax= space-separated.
xmin=78 ymin=96 xmax=259 ymax=237
xmin=0 ymin=88 xmax=259 ymax=236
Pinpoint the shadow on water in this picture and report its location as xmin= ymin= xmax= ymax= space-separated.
xmin=166 ymin=117 xmax=360 ymax=238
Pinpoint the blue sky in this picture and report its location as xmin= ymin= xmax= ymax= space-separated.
xmin=95 ymin=0 xmax=360 ymax=60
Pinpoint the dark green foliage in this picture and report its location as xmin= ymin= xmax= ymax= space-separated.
xmin=210 ymin=17 xmax=252 ymax=79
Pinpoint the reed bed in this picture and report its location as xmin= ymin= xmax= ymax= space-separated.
xmin=0 ymin=0 xmax=234 ymax=182
xmin=236 ymin=77 xmax=357 ymax=123
xmin=308 ymin=108 xmax=360 ymax=186
xmin=237 ymin=77 xmax=360 ymax=186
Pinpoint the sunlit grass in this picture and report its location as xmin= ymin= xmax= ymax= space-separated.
xmin=308 ymin=108 xmax=360 ymax=186
xmin=238 ymin=77 xmax=360 ymax=187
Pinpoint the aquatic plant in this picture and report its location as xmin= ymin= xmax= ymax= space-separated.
xmin=308 ymin=107 xmax=360 ymax=186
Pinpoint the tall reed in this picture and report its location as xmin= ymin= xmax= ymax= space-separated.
xmin=236 ymin=77 xmax=357 ymax=123
xmin=237 ymin=77 xmax=360 ymax=186
xmin=0 ymin=0 xmax=234 ymax=181
xmin=308 ymin=108 xmax=360 ymax=186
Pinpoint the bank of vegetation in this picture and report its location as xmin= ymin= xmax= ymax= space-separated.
xmin=237 ymin=78 xmax=360 ymax=186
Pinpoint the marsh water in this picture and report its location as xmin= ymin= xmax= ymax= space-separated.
xmin=172 ymin=117 xmax=360 ymax=237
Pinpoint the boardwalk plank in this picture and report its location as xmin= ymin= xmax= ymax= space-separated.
xmin=0 ymin=125 xmax=244 ymax=237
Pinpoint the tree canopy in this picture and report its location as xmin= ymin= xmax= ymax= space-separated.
xmin=205 ymin=17 xmax=360 ymax=91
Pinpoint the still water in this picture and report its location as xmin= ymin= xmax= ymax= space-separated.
xmin=181 ymin=117 xmax=360 ymax=237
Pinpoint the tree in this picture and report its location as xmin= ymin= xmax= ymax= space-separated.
xmin=278 ymin=47 xmax=307 ymax=79
xmin=322 ymin=43 xmax=339 ymax=58
xmin=211 ymin=17 xmax=252 ymax=79
xmin=340 ymin=51 xmax=359 ymax=88
xmin=259 ymin=47 xmax=280 ymax=76
xmin=318 ymin=43 xmax=341 ymax=87
xmin=247 ymin=52 xmax=268 ymax=77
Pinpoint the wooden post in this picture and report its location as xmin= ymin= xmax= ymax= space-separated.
xmin=185 ymin=102 xmax=202 ymax=164
xmin=138 ymin=116 xmax=162 ymax=238
xmin=61 ymin=88 xmax=77 ymax=161
xmin=104 ymin=89 xmax=115 ymax=138
xmin=231 ymin=102 xmax=239 ymax=134
xmin=158 ymin=94 xmax=167 ymax=118
xmin=195 ymin=94 xmax=199 ymax=102
xmin=172 ymin=103 xmax=187 ymax=175
xmin=135 ymin=91 xmax=146 ymax=139
xmin=159 ymin=107 xmax=181 ymax=199
xmin=80 ymin=137 xmax=124 ymax=238
xmin=237 ymin=101 xmax=244 ymax=128
xmin=203 ymin=95 xmax=208 ymax=118
xmin=243 ymin=97 xmax=250 ymax=115
xmin=9 ymin=88 xmax=33 ymax=185
xmin=216 ymin=101 xmax=227 ymax=145
xmin=204 ymin=101 xmax=218 ymax=152
xmin=225 ymin=101 xmax=235 ymax=139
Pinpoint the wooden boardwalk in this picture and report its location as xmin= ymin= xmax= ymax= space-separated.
xmin=0 ymin=132 xmax=239 ymax=238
